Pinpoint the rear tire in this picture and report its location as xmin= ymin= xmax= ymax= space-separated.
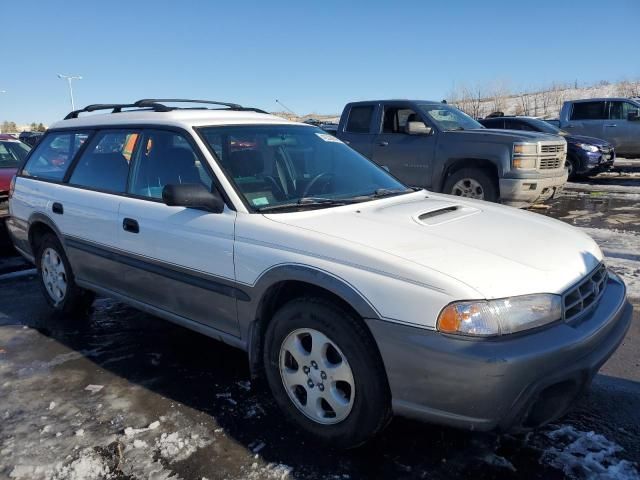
xmin=443 ymin=168 xmax=498 ymax=202
xmin=263 ymin=297 xmax=391 ymax=449
xmin=35 ymin=233 xmax=95 ymax=315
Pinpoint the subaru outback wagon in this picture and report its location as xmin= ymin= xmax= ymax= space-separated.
xmin=8 ymin=99 xmax=633 ymax=448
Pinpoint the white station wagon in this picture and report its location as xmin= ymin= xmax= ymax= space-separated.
xmin=7 ymin=99 xmax=632 ymax=448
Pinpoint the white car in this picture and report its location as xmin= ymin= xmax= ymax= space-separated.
xmin=7 ymin=99 xmax=632 ymax=448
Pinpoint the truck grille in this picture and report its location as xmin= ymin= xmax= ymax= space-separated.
xmin=539 ymin=158 xmax=563 ymax=169
xmin=563 ymin=264 xmax=607 ymax=322
xmin=541 ymin=144 xmax=564 ymax=154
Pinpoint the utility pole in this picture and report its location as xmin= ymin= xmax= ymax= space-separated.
xmin=57 ymin=74 xmax=82 ymax=110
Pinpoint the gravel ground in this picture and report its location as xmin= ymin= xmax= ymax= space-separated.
xmin=0 ymin=163 xmax=639 ymax=480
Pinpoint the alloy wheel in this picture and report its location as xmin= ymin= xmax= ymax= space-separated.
xmin=41 ymin=247 xmax=67 ymax=304
xmin=451 ymin=178 xmax=485 ymax=199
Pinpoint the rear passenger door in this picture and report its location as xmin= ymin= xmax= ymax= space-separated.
xmin=565 ymin=101 xmax=606 ymax=139
xmin=117 ymin=129 xmax=239 ymax=336
xmin=59 ymin=129 xmax=140 ymax=289
xmin=338 ymin=104 xmax=377 ymax=159
xmin=607 ymin=101 xmax=640 ymax=155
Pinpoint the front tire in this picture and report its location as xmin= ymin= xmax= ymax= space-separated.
xmin=263 ymin=297 xmax=391 ymax=449
xmin=36 ymin=233 xmax=95 ymax=315
xmin=443 ymin=168 xmax=498 ymax=202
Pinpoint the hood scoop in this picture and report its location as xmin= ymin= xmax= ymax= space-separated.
xmin=414 ymin=204 xmax=480 ymax=226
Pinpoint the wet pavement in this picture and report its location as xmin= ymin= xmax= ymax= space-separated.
xmin=0 ymin=167 xmax=639 ymax=479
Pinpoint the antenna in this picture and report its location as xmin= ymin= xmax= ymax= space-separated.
xmin=275 ymin=99 xmax=298 ymax=117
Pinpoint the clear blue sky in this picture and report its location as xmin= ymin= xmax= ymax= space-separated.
xmin=2 ymin=0 xmax=638 ymax=124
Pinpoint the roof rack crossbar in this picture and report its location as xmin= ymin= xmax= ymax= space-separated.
xmin=64 ymin=98 xmax=267 ymax=119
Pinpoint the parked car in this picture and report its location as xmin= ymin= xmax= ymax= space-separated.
xmin=543 ymin=119 xmax=561 ymax=128
xmin=479 ymin=116 xmax=615 ymax=180
xmin=336 ymin=100 xmax=568 ymax=208
xmin=18 ymin=131 xmax=45 ymax=147
xmin=319 ymin=122 xmax=338 ymax=136
xmin=0 ymin=136 xmax=31 ymax=217
xmin=8 ymin=99 xmax=632 ymax=448
xmin=559 ymin=98 xmax=640 ymax=157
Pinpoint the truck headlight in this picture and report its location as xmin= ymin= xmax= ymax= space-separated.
xmin=577 ymin=143 xmax=599 ymax=153
xmin=513 ymin=143 xmax=538 ymax=155
xmin=512 ymin=143 xmax=538 ymax=169
xmin=437 ymin=294 xmax=562 ymax=337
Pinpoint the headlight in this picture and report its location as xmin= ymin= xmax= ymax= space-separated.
xmin=437 ymin=294 xmax=562 ymax=337
xmin=577 ymin=143 xmax=599 ymax=153
xmin=513 ymin=143 xmax=538 ymax=155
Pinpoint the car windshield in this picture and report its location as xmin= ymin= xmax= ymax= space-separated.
xmin=0 ymin=140 xmax=31 ymax=168
xmin=419 ymin=104 xmax=484 ymax=131
xmin=523 ymin=118 xmax=569 ymax=136
xmin=199 ymin=125 xmax=411 ymax=212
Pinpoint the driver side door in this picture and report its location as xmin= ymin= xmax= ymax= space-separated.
xmin=116 ymin=128 xmax=239 ymax=336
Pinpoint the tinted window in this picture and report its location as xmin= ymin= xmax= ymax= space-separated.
xmin=345 ymin=106 xmax=374 ymax=133
xmin=570 ymin=102 xmax=607 ymax=120
xmin=609 ymin=101 xmax=640 ymax=120
xmin=0 ymin=140 xmax=31 ymax=167
xmin=480 ymin=119 xmax=505 ymax=129
xmin=200 ymin=125 xmax=408 ymax=211
xmin=69 ymin=131 xmax=139 ymax=193
xmin=382 ymin=107 xmax=421 ymax=133
xmin=22 ymin=131 xmax=90 ymax=180
xmin=129 ymin=130 xmax=212 ymax=199
xmin=505 ymin=119 xmax=537 ymax=131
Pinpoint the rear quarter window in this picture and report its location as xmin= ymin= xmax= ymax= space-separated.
xmin=22 ymin=131 xmax=91 ymax=181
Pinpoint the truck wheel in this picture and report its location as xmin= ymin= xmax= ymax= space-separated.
xmin=566 ymin=157 xmax=579 ymax=180
xmin=443 ymin=168 xmax=498 ymax=202
xmin=36 ymin=233 xmax=95 ymax=315
xmin=263 ymin=297 xmax=391 ymax=449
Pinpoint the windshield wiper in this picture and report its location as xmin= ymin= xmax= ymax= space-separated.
xmin=256 ymin=197 xmax=349 ymax=213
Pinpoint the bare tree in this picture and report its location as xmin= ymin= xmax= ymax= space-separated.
xmin=518 ymin=90 xmax=531 ymax=116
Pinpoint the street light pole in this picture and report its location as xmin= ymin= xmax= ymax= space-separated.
xmin=57 ymin=74 xmax=82 ymax=111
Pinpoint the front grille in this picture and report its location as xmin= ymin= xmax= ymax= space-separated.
xmin=563 ymin=264 xmax=607 ymax=322
xmin=541 ymin=144 xmax=564 ymax=154
xmin=539 ymin=158 xmax=563 ymax=169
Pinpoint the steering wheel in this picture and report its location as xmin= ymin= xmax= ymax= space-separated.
xmin=301 ymin=172 xmax=334 ymax=198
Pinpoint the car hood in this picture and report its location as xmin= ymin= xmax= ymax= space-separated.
xmin=452 ymin=128 xmax=563 ymax=143
xmin=265 ymin=192 xmax=602 ymax=299
xmin=0 ymin=168 xmax=16 ymax=191
xmin=566 ymin=135 xmax=612 ymax=148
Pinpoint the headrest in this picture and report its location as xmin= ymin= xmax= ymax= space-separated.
xmin=228 ymin=149 xmax=264 ymax=177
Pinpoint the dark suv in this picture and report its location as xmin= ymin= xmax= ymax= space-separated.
xmin=480 ymin=116 xmax=614 ymax=180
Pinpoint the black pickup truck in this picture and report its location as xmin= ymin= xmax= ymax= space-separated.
xmin=336 ymin=100 xmax=568 ymax=207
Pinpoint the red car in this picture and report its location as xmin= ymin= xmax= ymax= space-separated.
xmin=0 ymin=135 xmax=31 ymax=216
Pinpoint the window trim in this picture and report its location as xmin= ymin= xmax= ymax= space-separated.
xmin=17 ymin=124 xmax=236 ymax=211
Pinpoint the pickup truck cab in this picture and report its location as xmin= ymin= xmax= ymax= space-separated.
xmin=337 ymin=100 xmax=568 ymax=208
xmin=559 ymin=98 xmax=640 ymax=157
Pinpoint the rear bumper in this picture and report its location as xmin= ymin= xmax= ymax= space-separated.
xmin=499 ymin=171 xmax=568 ymax=208
xmin=366 ymin=272 xmax=632 ymax=432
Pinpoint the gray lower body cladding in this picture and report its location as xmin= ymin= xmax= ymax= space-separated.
xmin=366 ymin=272 xmax=632 ymax=432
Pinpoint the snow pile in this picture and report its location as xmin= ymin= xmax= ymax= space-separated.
xmin=10 ymin=449 xmax=111 ymax=480
xmin=155 ymin=431 xmax=209 ymax=462
xmin=241 ymin=462 xmax=293 ymax=480
xmin=540 ymin=425 xmax=639 ymax=479
xmin=124 ymin=420 xmax=160 ymax=437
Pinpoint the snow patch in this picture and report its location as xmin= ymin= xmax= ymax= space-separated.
xmin=540 ymin=425 xmax=639 ymax=479
xmin=123 ymin=420 xmax=160 ymax=437
xmin=84 ymin=384 xmax=104 ymax=393
xmin=155 ymin=431 xmax=209 ymax=462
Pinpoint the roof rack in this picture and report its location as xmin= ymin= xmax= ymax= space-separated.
xmin=64 ymin=98 xmax=268 ymax=120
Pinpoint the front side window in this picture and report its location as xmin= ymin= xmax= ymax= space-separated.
xmin=382 ymin=107 xmax=421 ymax=134
xmin=0 ymin=140 xmax=31 ymax=167
xmin=69 ymin=130 xmax=140 ymax=193
xmin=22 ymin=131 xmax=90 ymax=180
xmin=570 ymin=102 xmax=607 ymax=120
xmin=609 ymin=101 xmax=640 ymax=120
xmin=345 ymin=106 xmax=374 ymax=133
xmin=419 ymin=104 xmax=483 ymax=131
xmin=128 ymin=130 xmax=212 ymax=199
xmin=199 ymin=125 xmax=409 ymax=212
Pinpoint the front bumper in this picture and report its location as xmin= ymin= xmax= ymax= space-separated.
xmin=576 ymin=149 xmax=615 ymax=175
xmin=499 ymin=171 xmax=568 ymax=208
xmin=366 ymin=272 xmax=632 ymax=432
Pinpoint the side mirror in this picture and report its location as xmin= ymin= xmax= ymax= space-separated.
xmin=627 ymin=110 xmax=640 ymax=121
xmin=162 ymin=184 xmax=225 ymax=213
xmin=406 ymin=121 xmax=432 ymax=135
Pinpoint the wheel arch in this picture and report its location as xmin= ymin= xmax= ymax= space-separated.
xmin=439 ymin=158 xmax=500 ymax=193
xmin=28 ymin=213 xmax=65 ymax=256
xmin=242 ymin=265 xmax=382 ymax=379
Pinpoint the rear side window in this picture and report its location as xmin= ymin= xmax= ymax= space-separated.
xmin=22 ymin=131 xmax=90 ymax=181
xmin=346 ymin=106 xmax=374 ymax=133
xmin=128 ymin=130 xmax=212 ymax=199
xmin=570 ymin=102 xmax=607 ymax=120
xmin=68 ymin=130 xmax=140 ymax=193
